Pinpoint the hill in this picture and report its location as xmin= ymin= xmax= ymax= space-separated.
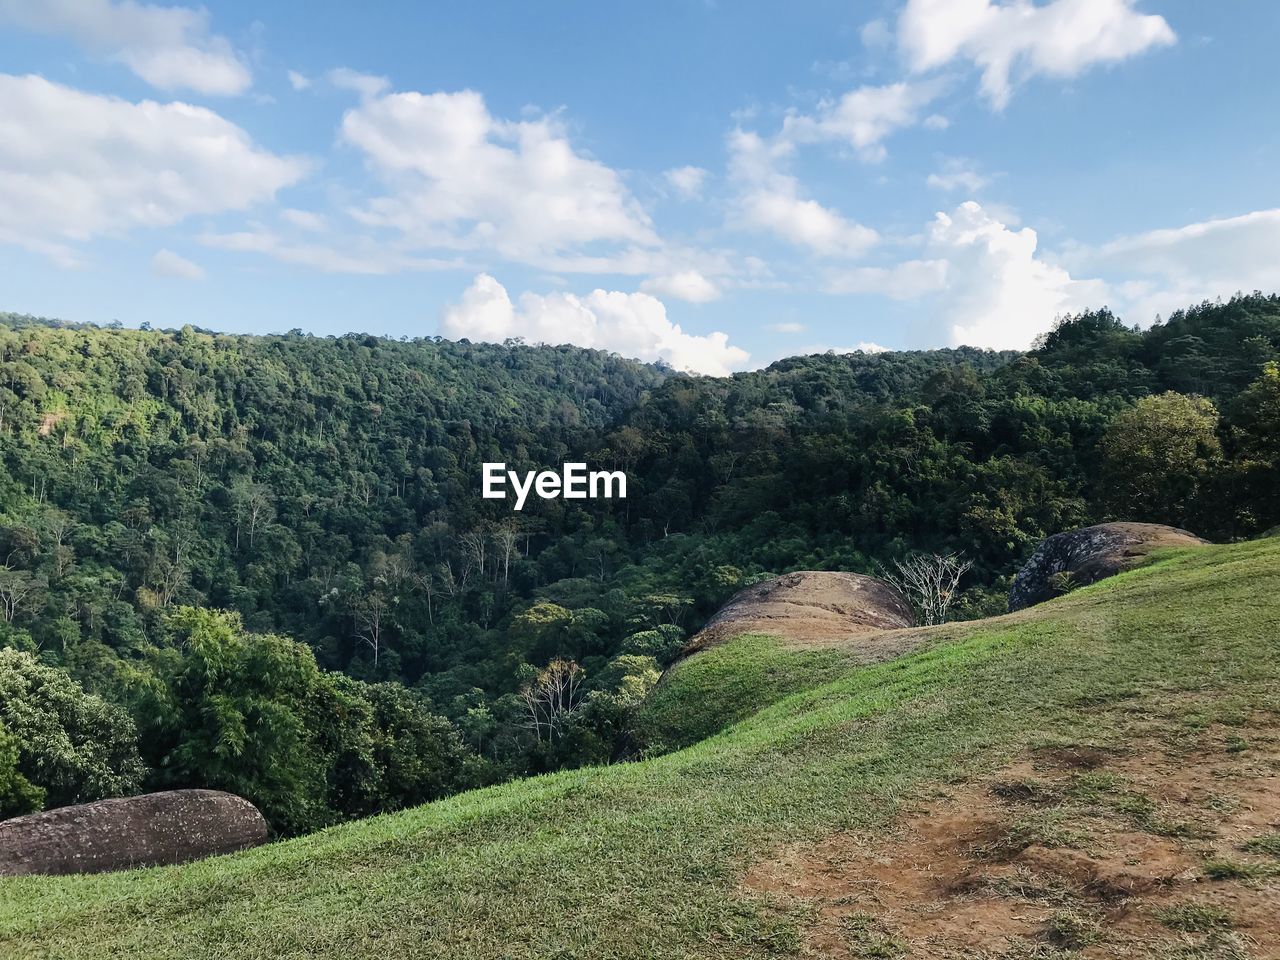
xmin=2 ymin=294 xmax=1280 ymax=837
xmin=3 ymin=535 xmax=1278 ymax=958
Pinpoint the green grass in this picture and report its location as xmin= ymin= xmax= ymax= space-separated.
xmin=1154 ymin=902 xmax=1234 ymax=933
xmin=634 ymin=634 xmax=870 ymax=752
xmin=1240 ymin=832 xmax=1280 ymax=857
xmin=3 ymin=538 xmax=1280 ymax=960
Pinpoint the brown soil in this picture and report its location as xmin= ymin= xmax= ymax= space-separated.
xmin=743 ymin=717 xmax=1280 ymax=958
xmin=686 ymin=572 xmax=915 ymax=654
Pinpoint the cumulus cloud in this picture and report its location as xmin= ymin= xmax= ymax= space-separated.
xmin=340 ymin=88 xmax=658 ymax=264
xmin=898 ymin=0 xmax=1176 ymax=109
xmin=728 ymin=129 xmax=878 ymax=257
xmin=287 ymin=70 xmax=311 ymax=91
xmin=151 ymin=248 xmax=204 ymax=279
xmin=328 ymin=67 xmax=390 ymax=99
xmin=0 ymin=0 xmax=251 ymax=95
xmin=0 ymin=75 xmax=307 ymax=262
xmin=640 ymin=270 xmax=720 ymax=303
xmin=440 ymin=274 xmax=749 ymax=376
xmin=1066 ymin=208 xmax=1280 ymax=324
xmin=782 ymin=80 xmax=944 ymax=162
xmin=925 ymin=201 xmax=1104 ymax=348
xmin=926 ymin=157 xmax=990 ymax=192
xmin=665 ymin=165 xmax=708 ymax=199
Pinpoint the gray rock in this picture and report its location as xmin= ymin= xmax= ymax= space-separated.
xmin=0 ymin=789 xmax=268 ymax=876
xmin=1009 ymin=522 xmax=1207 ymax=612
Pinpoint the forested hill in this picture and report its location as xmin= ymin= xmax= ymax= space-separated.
xmin=2 ymin=293 xmax=1280 ymax=835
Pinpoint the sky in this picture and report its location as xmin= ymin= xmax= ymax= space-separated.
xmin=0 ymin=1 xmax=1278 ymax=375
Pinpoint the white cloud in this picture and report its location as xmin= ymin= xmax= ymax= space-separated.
xmin=665 ymin=165 xmax=708 ymax=199
xmin=728 ymin=129 xmax=878 ymax=257
xmin=782 ymin=80 xmax=944 ymax=162
xmin=922 ymin=113 xmax=951 ymax=130
xmin=151 ymin=248 xmax=204 ymax=279
xmin=198 ymin=229 xmax=461 ymax=275
xmin=328 ymin=67 xmax=390 ymax=99
xmin=898 ymin=0 xmax=1176 ymax=109
xmin=771 ymin=321 xmax=805 ymax=334
xmin=440 ymin=274 xmax=749 ymax=376
xmin=825 ymin=260 xmax=949 ymax=299
xmin=926 ymin=201 xmax=1104 ymax=348
xmin=926 ymin=157 xmax=990 ymax=192
xmin=861 ymin=18 xmax=892 ymax=49
xmin=287 ymin=70 xmax=311 ymax=91
xmin=640 ymin=270 xmax=720 ymax=303
xmin=0 ymin=0 xmax=251 ymax=95
xmin=0 ymin=75 xmax=307 ymax=262
xmin=1066 ymin=208 xmax=1280 ymax=324
xmin=340 ymin=88 xmax=658 ymax=263
xmin=281 ymin=208 xmax=328 ymax=231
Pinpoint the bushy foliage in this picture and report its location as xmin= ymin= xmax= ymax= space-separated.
xmin=0 ymin=647 xmax=146 ymax=808
xmin=2 ymin=293 xmax=1280 ymax=831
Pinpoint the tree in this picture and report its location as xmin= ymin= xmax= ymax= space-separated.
xmin=493 ymin=521 xmax=520 ymax=588
xmin=0 ymin=566 xmax=45 ymax=624
xmin=0 ymin=648 xmax=146 ymax=808
xmin=0 ymin=719 xmax=45 ymax=818
xmin=881 ymin=552 xmax=973 ymax=626
xmin=145 ymin=607 xmax=332 ymax=835
xmin=520 ymin=659 xmax=584 ymax=742
xmin=353 ymin=589 xmax=390 ymax=666
xmin=1099 ymin=391 xmax=1221 ymax=527
xmin=232 ymin=481 xmax=275 ymax=550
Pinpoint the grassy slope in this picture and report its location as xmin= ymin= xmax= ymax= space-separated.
xmin=3 ymin=538 xmax=1279 ymax=960
xmin=635 ymin=635 xmax=867 ymax=753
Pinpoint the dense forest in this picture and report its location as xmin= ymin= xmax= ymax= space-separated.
xmin=3 ymin=294 xmax=1279 ymax=834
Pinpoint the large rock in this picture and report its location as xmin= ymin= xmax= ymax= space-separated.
xmin=687 ymin=571 xmax=916 ymax=652
xmin=1009 ymin=522 xmax=1207 ymax=612
xmin=0 ymin=789 xmax=268 ymax=876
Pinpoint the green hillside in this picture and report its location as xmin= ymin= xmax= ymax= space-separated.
xmin=4 ymin=536 xmax=1277 ymax=959
xmin=4 ymin=298 xmax=1280 ymax=832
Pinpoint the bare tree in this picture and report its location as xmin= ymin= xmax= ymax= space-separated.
xmin=354 ymin=589 xmax=390 ymax=666
xmin=233 ymin=482 xmax=275 ymax=550
xmin=41 ymin=509 xmax=75 ymax=579
xmin=493 ymin=521 xmax=520 ymax=588
xmin=459 ymin=529 xmax=487 ymax=587
xmin=880 ymin=552 xmax=973 ymax=626
xmin=0 ymin=566 xmax=45 ymax=624
xmin=520 ymin=658 xmax=585 ymax=742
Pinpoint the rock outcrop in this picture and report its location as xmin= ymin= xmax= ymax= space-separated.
xmin=1009 ymin=522 xmax=1207 ymax=612
xmin=687 ymin=571 xmax=916 ymax=652
xmin=0 ymin=789 xmax=268 ymax=876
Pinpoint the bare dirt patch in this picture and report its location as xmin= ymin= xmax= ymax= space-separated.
xmin=743 ymin=717 xmax=1280 ymax=958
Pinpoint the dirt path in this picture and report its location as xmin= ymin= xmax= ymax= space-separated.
xmin=745 ymin=714 xmax=1280 ymax=958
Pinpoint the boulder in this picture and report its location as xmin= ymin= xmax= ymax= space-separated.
xmin=0 ymin=789 xmax=268 ymax=876
xmin=687 ymin=571 xmax=916 ymax=652
xmin=1008 ymin=522 xmax=1207 ymax=612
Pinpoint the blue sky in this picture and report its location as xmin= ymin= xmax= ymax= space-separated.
xmin=1 ymin=1 xmax=1278 ymax=373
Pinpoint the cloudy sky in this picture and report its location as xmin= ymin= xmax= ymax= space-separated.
xmin=0 ymin=1 xmax=1277 ymax=374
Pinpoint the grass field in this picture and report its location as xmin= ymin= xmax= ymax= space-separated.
xmin=2 ymin=538 xmax=1278 ymax=959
